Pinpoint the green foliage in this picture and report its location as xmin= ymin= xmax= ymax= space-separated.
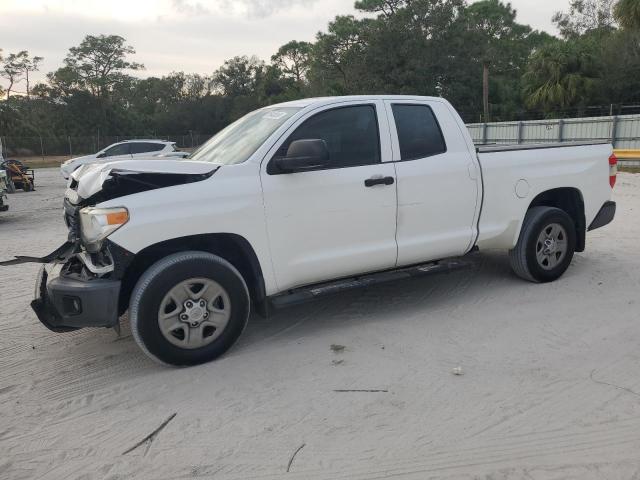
xmin=600 ymin=29 xmax=640 ymax=102
xmin=456 ymin=0 xmax=546 ymax=120
xmin=614 ymin=0 xmax=640 ymax=29
xmin=461 ymin=0 xmax=535 ymax=66
xmin=522 ymin=37 xmax=602 ymax=112
xmin=59 ymin=34 xmax=143 ymax=97
xmin=271 ymin=41 xmax=312 ymax=84
xmin=354 ymin=0 xmax=405 ymax=15
xmin=211 ymin=56 xmax=265 ymax=97
xmin=553 ymin=0 xmax=616 ymax=37
xmin=1 ymin=51 xmax=29 ymax=99
xmin=310 ymin=15 xmax=374 ymax=94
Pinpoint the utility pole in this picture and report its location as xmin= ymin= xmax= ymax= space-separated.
xmin=482 ymin=63 xmax=490 ymax=123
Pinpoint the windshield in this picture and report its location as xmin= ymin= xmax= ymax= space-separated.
xmin=188 ymin=107 xmax=301 ymax=165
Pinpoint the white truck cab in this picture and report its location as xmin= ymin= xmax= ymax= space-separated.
xmin=1 ymin=96 xmax=617 ymax=366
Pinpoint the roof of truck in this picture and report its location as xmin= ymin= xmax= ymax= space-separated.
xmin=121 ymin=139 xmax=175 ymax=144
xmin=270 ymin=95 xmax=444 ymax=109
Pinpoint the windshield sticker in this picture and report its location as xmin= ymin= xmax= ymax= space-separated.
xmin=263 ymin=111 xmax=288 ymax=120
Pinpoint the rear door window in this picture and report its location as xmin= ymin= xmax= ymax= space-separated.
xmin=104 ymin=143 xmax=131 ymax=157
xmin=391 ymin=104 xmax=446 ymax=161
xmin=130 ymin=142 xmax=165 ymax=154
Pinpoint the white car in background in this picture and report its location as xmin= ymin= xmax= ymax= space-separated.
xmin=60 ymin=140 xmax=189 ymax=179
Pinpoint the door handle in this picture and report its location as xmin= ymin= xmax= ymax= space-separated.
xmin=365 ymin=176 xmax=395 ymax=187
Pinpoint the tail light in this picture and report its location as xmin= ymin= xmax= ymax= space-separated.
xmin=609 ymin=153 xmax=617 ymax=188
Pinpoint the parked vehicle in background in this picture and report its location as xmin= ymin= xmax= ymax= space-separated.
xmin=60 ymin=140 xmax=189 ymax=179
xmin=0 ymin=139 xmax=11 ymax=198
xmin=0 ymin=170 xmax=8 ymax=211
xmin=1 ymin=159 xmax=35 ymax=192
xmin=1 ymin=95 xmax=617 ymax=367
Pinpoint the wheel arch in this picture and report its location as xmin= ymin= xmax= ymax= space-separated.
xmin=527 ymin=187 xmax=586 ymax=252
xmin=118 ymin=233 xmax=268 ymax=317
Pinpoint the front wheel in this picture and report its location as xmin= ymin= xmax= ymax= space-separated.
xmin=130 ymin=251 xmax=250 ymax=366
xmin=509 ymin=207 xmax=577 ymax=283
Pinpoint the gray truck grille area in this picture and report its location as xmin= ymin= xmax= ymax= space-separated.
xmin=63 ymin=199 xmax=80 ymax=242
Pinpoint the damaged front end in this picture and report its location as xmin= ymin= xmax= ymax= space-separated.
xmin=1 ymin=198 xmax=135 ymax=332
xmin=31 ymin=252 xmax=124 ymax=332
xmin=1 ymin=160 xmax=218 ymax=332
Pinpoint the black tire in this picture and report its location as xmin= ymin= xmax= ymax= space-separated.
xmin=130 ymin=251 xmax=250 ymax=366
xmin=509 ymin=207 xmax=576 ymax=283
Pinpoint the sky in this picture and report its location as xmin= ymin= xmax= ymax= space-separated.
xmin=0 ymin=0 xmax=570 ymax=91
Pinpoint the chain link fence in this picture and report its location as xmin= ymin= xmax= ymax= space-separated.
xmin=0 ymin=133 xmax=213 ymax=160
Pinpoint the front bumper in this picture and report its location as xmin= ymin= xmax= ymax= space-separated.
xmin=588 ymin=201 xmax=616 ymax=231
xmin=32 ymin=262 xmax=121 ymax=332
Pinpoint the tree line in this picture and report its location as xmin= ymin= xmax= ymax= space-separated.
xmin=1 ymin=0 xmax=640 ymax=148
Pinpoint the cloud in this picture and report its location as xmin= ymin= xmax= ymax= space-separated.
xmin=171 ymin=0 xmax=210 ymax=16
xmin=0 ymin=2 xmax=349 ymax=86
xmin=170 ymin=0 xmax=321 ymax=18
xmin=233 ymin=0 xmax=320 ymax=18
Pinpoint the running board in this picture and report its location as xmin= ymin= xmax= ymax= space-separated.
xmin=269 ymin=258 xmax=474 ymax=309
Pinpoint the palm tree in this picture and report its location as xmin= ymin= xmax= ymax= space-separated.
xmin=614 ymin=0 xmax=640 ymax=29
xmin=522 ymin=40 xmax=600 ymax=113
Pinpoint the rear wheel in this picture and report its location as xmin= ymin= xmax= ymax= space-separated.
xmin=130 ymin=251 xmax=250 ymax=366
xmin=509 ymin=207 xmax=576 ymax=283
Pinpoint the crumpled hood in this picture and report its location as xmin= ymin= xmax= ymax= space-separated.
xmin=67 ymin=159 xmax=218 ymax=204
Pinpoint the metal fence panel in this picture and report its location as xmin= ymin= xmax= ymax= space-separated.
xmin=467 ymin=124 xmax=483 ymax=143
xmin=486 ymin=122 xmax=519 ymax=144
xmin=521 ymin=120 xmax=561 ymax=143
xmin=616 ymin=116 xmax=640 ymax=149
xmin=468 ymin=114 xmax=640 ymax=148
xmin=562 ymin=117 xmax=611 ymax=142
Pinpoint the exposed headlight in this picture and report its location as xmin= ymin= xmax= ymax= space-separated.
xmin=79 ymin=207 xmax=129 ymax=250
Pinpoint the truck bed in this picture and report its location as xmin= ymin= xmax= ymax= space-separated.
xmin=475 ymin=141 xmax=614 ymax=251
xmin=477 ymin=140 xmax=610 ymax=153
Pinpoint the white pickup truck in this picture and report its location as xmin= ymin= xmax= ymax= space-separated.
xmin=1 ymin=96 xmax=617 ymax=366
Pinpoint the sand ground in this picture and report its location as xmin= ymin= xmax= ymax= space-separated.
xmin=1 ymin=169 xmax=639 ymax=480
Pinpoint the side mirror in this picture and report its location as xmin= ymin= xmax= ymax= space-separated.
xmin=96 ymin=152 xmax=106 ymax=158
xmin=274 ymin=139 xmax=329 ymax=173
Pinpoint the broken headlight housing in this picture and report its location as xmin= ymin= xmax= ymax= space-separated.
xmin=79 ymin=207 xmax=129 ymax=252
